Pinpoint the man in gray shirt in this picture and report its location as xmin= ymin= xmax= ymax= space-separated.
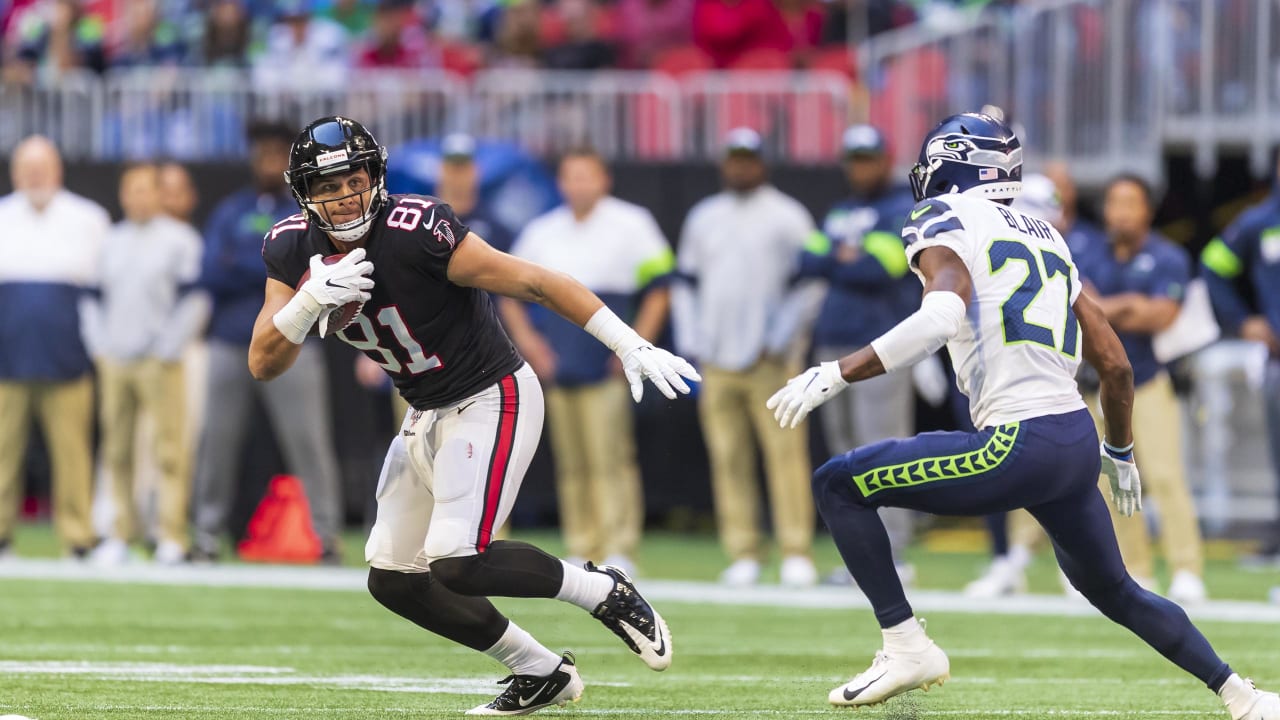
xmin=82 ymin=163 xmax=206 ymax=565
xmin=672 ymin=128 xmax=825 ymax=587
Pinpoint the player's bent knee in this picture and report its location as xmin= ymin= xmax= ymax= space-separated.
xmin=812 ymin=457 xmax=863 ymax=509
xmin=367 ymin=567 xmax=417 ymax=609
xmin=428 ymin=554 xmax=486 ymax=596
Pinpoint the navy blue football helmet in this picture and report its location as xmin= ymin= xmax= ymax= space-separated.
xmin=908 ymin=112 xmax=1022 ymax=204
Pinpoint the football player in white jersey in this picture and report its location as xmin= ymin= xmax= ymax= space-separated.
xmin=767 ymin=113 xmax=1279 ymax=719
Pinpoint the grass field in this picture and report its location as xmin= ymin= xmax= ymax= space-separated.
xmin=3 ymin=525 xmax=1279 ymax=720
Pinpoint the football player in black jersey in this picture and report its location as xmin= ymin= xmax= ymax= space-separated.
xmin=249 ymin=117 xmax=697 ymax=716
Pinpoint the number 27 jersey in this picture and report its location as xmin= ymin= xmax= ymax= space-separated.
xmin=262 ymin=194 xmax=523 ymax=410
xmin=903 ymin=194 xmax=1087 ymax=429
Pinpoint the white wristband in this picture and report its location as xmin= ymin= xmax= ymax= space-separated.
xmin=869 ymin=290 xmax=966 ymax=373
xmin=272 ymin=290 xmax=324 ymax=345
xmin=584 ymin=306 xmax=645 ymax=356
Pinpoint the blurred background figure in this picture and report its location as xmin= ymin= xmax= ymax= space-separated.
xmin=2 ymin=0 xmax=107 ymax=84
xmin=191 ymin=121 xmax=343 ymax=562
xmin=1202 ymin=153 xmax=1280 ymax=567
xmin=672 ymin=128 xmax=823 ymax=587
xmin=356 ymin=0 xmax=433 ymax=69
xmin=614 ymin=0 xmax=693 ymax=68
xmin=797 ymin=124 xmax=920 ymax=586
xmin=81 ymin=163 xmax=205 ymax=566
xmin=158 ymin=162 xmax=199 ymax=224
xmin=1079 ymin=174 xmax=1205 ymax=604
xmin=251 ymin=0 xmax=350 ymax=90
xmin=502 ymin=146 xmax=673 ymax=575
xmin=197 ymin=0 xmax=252 ymax=68
xmin=0 ymin=135 xmax=109 ymax=559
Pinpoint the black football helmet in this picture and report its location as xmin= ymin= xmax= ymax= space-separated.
xmin=285 ymin=116 xmax=388 ymax=242
xmin=908 ymin=112 xmax=1022 ymax=204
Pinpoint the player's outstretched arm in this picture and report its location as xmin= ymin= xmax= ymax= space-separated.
xmin=768 ymin=245 xmax=970 ymax=428
xmin=447 ymin=232 xmax=700 ymax=401
xmin=1077 ymin=290 xmax=1142 ymax=516
xmin=249 ymin=279 xmax=308 ymax=381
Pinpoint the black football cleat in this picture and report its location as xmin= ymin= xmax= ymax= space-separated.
xmin=587 ymin=562 xmax=672 ymax=671
xmin=466 ymin=652 xmax=583 ymax=716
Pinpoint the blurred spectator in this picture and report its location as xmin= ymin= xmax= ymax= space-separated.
xmin=501 ymin=147 xmax=673 ymax=573
xmin=0 ymin=135 xmax=108 ymax=559
xmin=357 ymin=0 xmax=434 ymax=69
xmin=796 ymin=125 xmax=918 ymax=585
xmin=692 ymin=0 xmax=789 ymax=68
xmin=542 ymin=0 xmax=616 ymax=70
xmin=192 ymin=120 xmax=343 ymax=562
xmin=436 ymin=133 xmax=513 ymax=253
xmin=322 ymin=0 xmax=374 ymax=36
xmin=109 ymin=0 xmax=185 ymax=67
xmin=821 ymin=0 xmax=917 ymax=44
xmin=491 ymin=0 xmax=541 ymax=68
xmin=613 ymin=0 xmax=692 ymax=68
xmin=1080 ymin=174 xmax=1205 ymax=604
xmin=251 ymin=0 xmax=350 ymax=91
xmin=1044 ymin=160 xmax=1107 ymax=262
xmin=198 ymin=0 xmax=252 ymax=68
xmin=81 ymin=163 xmax=204 ymax=566
xmin=775 ymin=0 xmax=824 ymax=58
xmin=672 ymin=128 xmax=823 ymax=587
xmin=1201 ymin=160 xmax=1280 ymax=565
xmin=158 ymin=162 xmax=198 ymax=222
xmin=3 ymin=0 xmax=106 ymax=84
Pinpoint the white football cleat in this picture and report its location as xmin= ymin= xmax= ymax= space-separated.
xmin=828 ymin=642 xmax=951 ymax=707
xmin=719 ymin=558 xmax=761 ymax=587
xmin=1220 ymin=673 xmax=1280 ymax=720
xmin=466 ymin=652 xmax=583 ymax=716
xmin=1168 ymin=570 xmax=1208 ymax=605
xmin=964 ymin=556 xmax=1025 ymax=598
xmin=780 ymin=555 xmax=818 ymax=588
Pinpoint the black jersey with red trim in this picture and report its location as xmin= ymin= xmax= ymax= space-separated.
xmin=262 ymin=194 xmax=524 ymax=410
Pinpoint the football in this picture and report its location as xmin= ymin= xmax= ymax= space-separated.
xmin=298 ymin=253 xmax=364 ymax=336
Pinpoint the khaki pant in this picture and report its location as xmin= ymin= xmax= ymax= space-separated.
xmin=700 ymin=359 xmax=814 ymax=560
xmin=1087 ymin=373 xmax=1204 ymax=578
xmin=0 ymin=377 xmax=95 ymax=549
xmin=98 ymin=359 xmax=189 ymax=548
xmin=545 ymin=378 xmax=642 ymax=560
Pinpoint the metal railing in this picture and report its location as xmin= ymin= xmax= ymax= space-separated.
xmin=0 ymin=68 xmax=850 ymax=164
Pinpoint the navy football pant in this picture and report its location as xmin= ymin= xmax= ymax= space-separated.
xmin=813 ymin=408 xmax=1232 ymax=691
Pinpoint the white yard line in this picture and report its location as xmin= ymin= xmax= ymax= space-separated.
xmin=2 ymin=559 xmax=1278 ymax=624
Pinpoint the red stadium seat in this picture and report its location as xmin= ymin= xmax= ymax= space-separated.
xmin=652 ymin=45 xmax=714 ymax=77
xmin=807 ymin=45 xmax=858 ymax=80
xmin=729 ymin=47 xmax=793 ymax=71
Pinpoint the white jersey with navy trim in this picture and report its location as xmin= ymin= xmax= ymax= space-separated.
xmin=902 ymin=193 xmax=1087 ymax=429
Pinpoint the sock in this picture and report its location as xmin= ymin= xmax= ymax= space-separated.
xmin=483 ymin=621 xmax=562 ymax=677
xmin=985 ymin=513 xmax=1009 ymax=557
xmin=882 ymin=617 xmax=931 ymax=654
xmin=554 ymin=559 xmax=614 ymax=611
xmin=1007 ymin=544 xmax=1032 ymax=571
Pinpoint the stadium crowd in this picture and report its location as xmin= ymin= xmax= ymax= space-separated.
xmin=0 ymin=0 xmax=1024 ymax=82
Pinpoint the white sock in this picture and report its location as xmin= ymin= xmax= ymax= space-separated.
xmin=554 ymin=559 xmax=614 ymax=611
xmin=882 ymin=617 xmax=931 ymax=654
xmin=1007 ymin=544 xmax=1032 ymax=571
xmin=483 ymin=621 xmax=562 ymax=677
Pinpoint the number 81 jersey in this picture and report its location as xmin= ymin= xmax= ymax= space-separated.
xmin=262 ymin=194 xmax=524 ymax=410
xmin=903 ymin=194 xmax=1088 ymax=429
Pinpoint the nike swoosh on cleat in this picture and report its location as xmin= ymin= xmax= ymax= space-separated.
xmin=842 ymin=671 xmax=888 ymax=702
xmin=622 ymin=621 xmax=666 ymax=658
xmin=517 ymin=681 xmax=550 ymax=708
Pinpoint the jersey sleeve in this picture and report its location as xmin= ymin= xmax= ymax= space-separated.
xmin=394 ymin=196 xmax=472 ymax=277
xmin=902 ymin=198 xmax=973 ymax=272
xmin=261 ymin=214 xmax=312 ymax=287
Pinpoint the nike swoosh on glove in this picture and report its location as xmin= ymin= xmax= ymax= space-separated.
xmin=1099 ymin=442 xmax=1142 ymax=517
xmin=766 ymin=361 xmax=849 ymax=429
xmin=621 ymin=345 xmax=701 ymax=402
xmin=300 ymin=248 xmax=375 ymax=308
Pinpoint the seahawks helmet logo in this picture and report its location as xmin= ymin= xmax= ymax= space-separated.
xmin=924 ymin=133 xmax=1022 ymax=171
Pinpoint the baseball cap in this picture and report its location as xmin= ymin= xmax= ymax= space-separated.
xmin=441 ymin=133 xmax=476 ymax=161
xmin=723 ymin=127 xmax=763 ymax=156
xmin=841 ymin=124 xmax=886 ymax=157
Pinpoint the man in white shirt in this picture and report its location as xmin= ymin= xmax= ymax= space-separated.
xmin=671 ymin=128 xmax=825 ymax=587
xmin=82 ymin=163 xmax=206 ymax=565
xmin=502 ymin=147 xmax=674 ymax=573
xmin=251 ymin=0 xmax=350 ymax=92
xmin=0 ymin=135 xmax=109 ymax=559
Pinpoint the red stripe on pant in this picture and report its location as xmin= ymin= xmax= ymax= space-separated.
xmin=476 ymin=374 xmax=519 ymax=552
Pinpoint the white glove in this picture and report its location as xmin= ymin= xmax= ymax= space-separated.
xmin=766 ymin=361 xmax=849 ymax=429
xmin=299 ymin=249 xmax=374 ymax=308
xmin=621 ymin=344 xmax=701 ymax=402
xmin=1099 ymin=441 xmax=1142 ymax=517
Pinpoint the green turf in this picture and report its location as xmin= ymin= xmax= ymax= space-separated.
xmin=1 ymin=576 xmax=1278 ymax=720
